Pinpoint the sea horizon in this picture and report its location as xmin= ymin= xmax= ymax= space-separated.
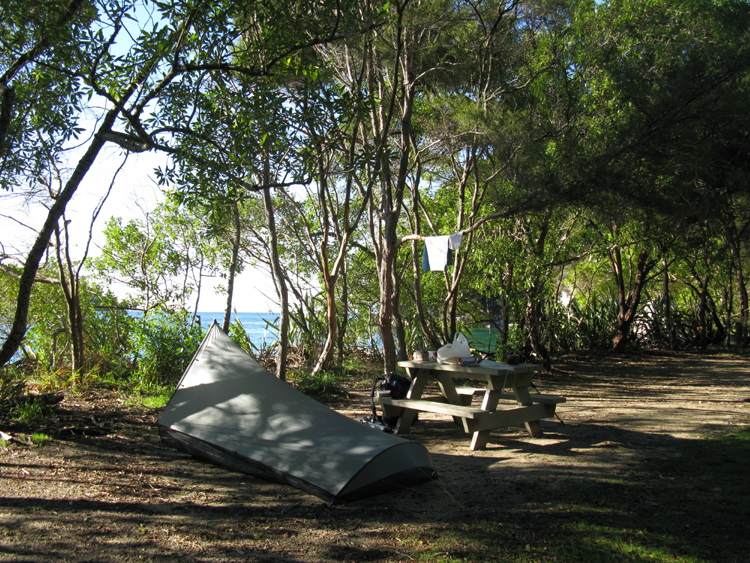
xmin=196 ymin=311 xmax=281 ymax=347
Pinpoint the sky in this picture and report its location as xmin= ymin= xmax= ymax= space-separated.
xmin=0 ymin=142 xmax=279 ymax=313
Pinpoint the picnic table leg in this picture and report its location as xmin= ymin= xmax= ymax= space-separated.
xmin=435 ymin=374 xmax=461 ymax=404
xmin=394 ymin=409 xmax=417 ymax=434
xmin=513 ymin=385 xmax=544 ymax=437
xmin=393 ymin=370 xmax=429 ymax=435
xmin=436 ymin=374 xmax=464 ymax=427
xmin=468 ymin=388 xmax=504 ymax=450
xmin=470 ymin=430 xmax=491 ymax=450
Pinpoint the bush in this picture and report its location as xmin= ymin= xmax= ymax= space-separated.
xmin=129 ymin=310 xmax=203 ymax=388
xmin=0 ymin=371 xmax=26 ymax=406
xmin=11 ymin=398 xmax=51 ymax=425
xmin=291 ymin=369 xmax=344 ymax=398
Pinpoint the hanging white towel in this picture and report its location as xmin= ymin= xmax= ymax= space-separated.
xmin=422 ymin=233 xmax=463 ymax=271
xmin=423 ymin=235 xmax=451 ymax=271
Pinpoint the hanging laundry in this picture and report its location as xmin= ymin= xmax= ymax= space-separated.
xmin=422 ymin=233 xmax=463 ymax=271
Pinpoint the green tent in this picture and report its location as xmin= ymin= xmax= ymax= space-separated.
xmin=157 ymin=322 xmax=436 ymax=504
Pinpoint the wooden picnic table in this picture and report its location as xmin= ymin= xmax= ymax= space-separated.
xmin=376 ymin=360 xmax=565 ymax=450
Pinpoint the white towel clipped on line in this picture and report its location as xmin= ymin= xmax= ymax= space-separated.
xmin=422 ymin=233 xmax=463 ymax=271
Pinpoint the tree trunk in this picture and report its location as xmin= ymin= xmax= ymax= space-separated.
xmin=611 ymin=248 xmax=654 ymax=352
xmin=724 ymin=220 xmax=748 ymax=348
xmin=378 ymin=241 xmax=399 ymax=373
xmin=525 ymin=285 xmax=551 ymax=368
xmin=312 ymin=159 xmax=337 ymax=375
xmin=500 ymin=295 xmax=510 ymax=360
xmin=735 ymin=246 xmax=748 ymax=348
xmin=707 ymin=291 xmax=724 ymax=344
xmin=392 ymin=267 xmax=407 ymax=361
xmin=336 ymin=264 xmax=349 ymax=367
xmin=698 ymin=276 xmax=709 ymax=350
xmin=313 ymin=276 xmax=338 ymax=375
xmin=261 ymin=165 xmax=289 ymax=381
xmin=70 ymin=292 xmax=84 ymax=373
xmin=411 ymin=240 xmax=441 ymax=349
xmin=0 ymin=108 xmax=119 ymax=367
xmin=662 ymin=258 xmax=676 ymax=350
xmin=222 ymin=200 xmax=241 ymax=333
xmin=55 ymin=222 xmax=85 ymax=374
xmin=725 ymin=275 xmax=733 ymax=349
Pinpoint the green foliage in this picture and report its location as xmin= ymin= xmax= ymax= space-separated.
xmin=125 ymin=385 xmax=173 ymax=410
xmin=0 ymin=265 xmax=130 ymax=375
xmin=2 ymin=0 xmax=750 ymax=381
xmin=290 ymin=369 xmax=344 ymax=398
xmin=228 ymin=315 xmax=255 ymax=356
xmin=11 ymin=399 xmax=50 ymax=425
xmin=0 ymin=0 xmax=95 ymax=191
xmin=92 ymin=202 xmax=221 ymax=312
xmin=228 ymin=313 xmax=279 ymax=359
xmin=566 ymin=291 xmax=620 ymax=350
xmin=0 ymin=371 xmax=26 ymax=405
xmin=30 ymin=432 xmax=51 ymax=446
xmin=2 ymin=260 xmax=202 ymax=393
xmin=129 ymin=310 xmax=202 ymax=388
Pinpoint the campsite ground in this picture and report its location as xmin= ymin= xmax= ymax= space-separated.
xmin=1 ymin=352 xmax=749 ymax=563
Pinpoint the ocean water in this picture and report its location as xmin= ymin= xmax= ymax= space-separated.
xmin=197 ymin=311 xmax=280 ymax=347
xmin=463 ymin=325 xmax=502 ymax=355
xmin=194 ymin=314 xmax=499 ymax=354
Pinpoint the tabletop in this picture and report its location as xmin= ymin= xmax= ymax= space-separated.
xmin=397 ymin=359 xmax=543 ymax=376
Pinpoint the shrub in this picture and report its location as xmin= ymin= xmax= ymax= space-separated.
xmin=129 ymin=310 xmax=203 ymax=388
xmin=291 ymin=369 xmax=344 ymax=398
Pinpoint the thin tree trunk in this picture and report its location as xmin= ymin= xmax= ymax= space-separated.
xmin=378 ymin=241 xmax=399 ymax=373
xmin=725 ymin=274 xmax=733 ymax=349
xmin=222 ymin=200 xmax=241 ymax=333
xmin=55 ymin=222 xmax=85 ymax=373
xmin=698 ymin=276 xmax=709 ymax=350
xmin=725 ymin=220 xmax=748 ymax=348
xmin=525 ymin=285 xmax=551 ymax=368
xmin=261 ymin=163 xmax=289 ymax=381
xmin=409 ymin=163 xmax=440 ymax=349
xmin=706 ymin=291 xmax=724 ymax=344
xmin=662 ymin=258 xmax=676 ymax=350
xmin=313 ymin=159 xmax=337 ymax=375
xmin=314 ymin=277 xmax=338 ymax=374
xmin=392 ymin=267 xmax=407 ymax=361
xmin=500 ymin=294 xmax=510 ymax=359
xmin=0 ymin=108 xmax=119 ymax=367
xmin=411 ymin=240 xmax=441 ymax=349
xmin=336 ymin=264 xmax=348 ymax=367
xmin=736 ymin=247 xmax=748 ymax=348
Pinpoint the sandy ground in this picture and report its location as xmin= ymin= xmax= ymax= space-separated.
xmin=1 ymin=351 xmax=749 ymax=562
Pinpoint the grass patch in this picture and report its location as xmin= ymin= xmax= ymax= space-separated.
xmin=290 ymin=369 xmax=345 ymax=398
xmin=30 ymin=433 xmax=51 ymax=446
xmin=122 ymin=385 xmax=173 ymax=409
xmin=11 ymin=399 xmax=51 ymax=425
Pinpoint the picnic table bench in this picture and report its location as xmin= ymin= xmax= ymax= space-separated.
xmin=376 ymin=360 xmax=565 ymax=450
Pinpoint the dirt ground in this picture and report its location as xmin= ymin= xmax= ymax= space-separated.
xmin=1 ymin=352 xmax=749 ymax=562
